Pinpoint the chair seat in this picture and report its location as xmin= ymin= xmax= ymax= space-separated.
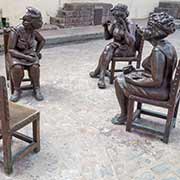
xmin=9 ymin=102 xmax=38 ymax=131
xmin=129 ymin=95 xmax=171 ymax=108
xmin=112 ymin=56 xmax=138 ymax=61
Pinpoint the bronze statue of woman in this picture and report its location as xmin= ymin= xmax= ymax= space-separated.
xmin=112 ymin=12 xmax=177 ymax=125
xmin=89 ymin=4 xmax=137 ymax=89
xmin=8 ymin=7 xmax=45 ymax=102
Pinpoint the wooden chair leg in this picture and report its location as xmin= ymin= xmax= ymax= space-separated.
xmin=10 ymin=79 xmax=14 ymax=95
xmin=128 ymin=61 xmax=132 ymax=65
xmin=3 ymin=134 xmax=13 ymax=175
xmin=126 ymin=99 xmax=134 ymax=132
xmin=163 ymin=108 xmax=174 ymax=144
xmin=137 ymin=102 xmax=142 ymax=118
xmin=5 ymin=64 xmax=10 ymax=81
xmin=173 ymin=100 xmax=179 ymax=128
xmin=136 ymin=59 xmax=141 ymax=69
xmin=33 ymin=118 xmax=40 ymax=153
xmin=110 ymin=60 xmax=115 ymax=84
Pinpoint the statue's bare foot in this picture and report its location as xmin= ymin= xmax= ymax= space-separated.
xmin=98 ymin=80 xmax=106 ymax=89
xmin=34 ymin=88 xmax=44 ymax=101
xmin=111 ymin=114 xmax=127 ymax=125
xmin=10 ymin=90 xmax=21 ymax=102
xmin=89 ymin=71 xmax=99 ymax=78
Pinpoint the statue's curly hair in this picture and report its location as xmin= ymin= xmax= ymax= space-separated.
xmin=22 ymin=7 xmax=42 ymax=21
xmin=148 ymin=12 xmax=176 ymax=35
xmin=22 ymin=7 xmax=43 ymax=29
xmin=110 ymin=4 xmax=129 ymax=18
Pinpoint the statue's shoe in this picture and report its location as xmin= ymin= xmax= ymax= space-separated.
xmin=89 ymin=71 xmax=99 ymax=78
xmin=34 ymin=88 xmax=44 ymax=101
xmin=10 ymin=90 xmax=21 ymax=102
xmin=105 ymin=70 xmax=111 ymax=77
xmin=98 ymin=80 xmax=106 ymax=89
xmin=111 ymin=114 xmax=127 ymax=125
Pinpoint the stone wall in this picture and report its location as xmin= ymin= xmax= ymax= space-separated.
xmin=50 ymin=3 xmax=113 ymax=28
xmin=61 ymin=0 xmax=159 ymax=19
xmin=154 ymin=1 xmax=180 ymax=19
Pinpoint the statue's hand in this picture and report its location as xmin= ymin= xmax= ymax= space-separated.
xmin=125 ymin=75 xmax=139 ymax=85
xmin=36 ymin=52 xmax=42 ymax=59
xmin=102 ymin=20 xmax=111 ymax=28
xmin=25 ymin=55 xmax=37 ymax=63
xmin=136 ymin=25 xmax=144 ymax=36
xmin=122 ymin=65 xmax=136 ymax=74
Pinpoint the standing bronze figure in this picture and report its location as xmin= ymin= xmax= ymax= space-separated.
xmin=7 ymin=7 xmax=45 ymax=102
xmin=89 ymin=4 xmax=136 ymax=89
xmin=112 ymin=12 xmax=177 ymax=125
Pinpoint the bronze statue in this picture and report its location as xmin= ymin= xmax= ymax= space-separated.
xmin=112 ymin=12 xmax=177 ymax=125
xmin=7 ymin=7 xmax=45 ymax=102
xmin=89 ymin=4 xmax=136 ymax=89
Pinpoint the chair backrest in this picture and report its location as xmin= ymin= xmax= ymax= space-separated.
xmin=3 ymin=28 xmax=11 ymax=55
xmin=129 ymin=23 xmax=144 ymax=53
xmin=127 ymin=23 xmax=144 ymax=59
xmin=135 ymin=26 xmax=144 ymax=59
xmin=169 ymin=59 xmax=180 ymax=105
xmin=0 ymin=76 xmax=10 ymax=131
xmin=3 ymin=28 xmax=11 ymax=80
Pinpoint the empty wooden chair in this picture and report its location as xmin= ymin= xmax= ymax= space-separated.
xmin=126 ymin=60 xmax=180 ymax=143
xmin=0 ymin=76 xmax=40 ymax=174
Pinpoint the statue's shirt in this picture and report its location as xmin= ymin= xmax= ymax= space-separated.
xmin=8 ymin=25 xmax=40 ymax=67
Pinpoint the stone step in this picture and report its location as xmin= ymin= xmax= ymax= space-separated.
xmin=175 ymin=19 xmax=180 ymax=29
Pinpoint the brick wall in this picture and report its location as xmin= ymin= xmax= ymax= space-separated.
xmin=154 ymin=1 xmax=180 ymax=19
xmin=50 ymin=3 xmax=113 ymax=28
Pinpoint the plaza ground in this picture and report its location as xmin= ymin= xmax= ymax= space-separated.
xmin=0 ymin=30 xmax=180 ymax=180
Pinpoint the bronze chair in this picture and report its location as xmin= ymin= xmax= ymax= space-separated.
xmin=126 ymin=60 xmax=180 ymax=144
xmin=3 ymin=28 xmax=34 ymax=94
xmin=109 ymin=27 xmax=144 ymax=84
xmin=0 ymin=76 xmax=40 ymax=174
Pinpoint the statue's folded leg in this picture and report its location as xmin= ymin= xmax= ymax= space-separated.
xmin=89 ymin=54 xmax=102 ymax=78
xmin=98 ymin=45 xmax=115 ymax=89
xmin=112 ymin=74 xmax=128 ymax=125
xmin=29 ymin=64 xmax=44 ymax=101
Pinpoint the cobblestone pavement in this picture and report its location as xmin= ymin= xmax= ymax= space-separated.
xmin=0 ymin=30 xmax=180 ymax=180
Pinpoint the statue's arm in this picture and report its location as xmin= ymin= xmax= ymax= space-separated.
xmin=125 ymin=48 xmax=165 ymax=87
xmin=8 ymin=31 xmax=35 ymax=62
xmin=104 ymin=23 xmax=114 ymax=40
xmin=121 ymin=19 xmax=131 ymax=45
xmin=34 ymin=30 xmax=46 ymax=54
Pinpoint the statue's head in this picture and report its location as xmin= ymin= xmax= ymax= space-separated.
xmin=110 ymin=4 xmax=129 ymax=20
xmin=144 ymin=12 xmax=176 ymax=41
xmin=22 ymin=7 xmax=43 ymax=30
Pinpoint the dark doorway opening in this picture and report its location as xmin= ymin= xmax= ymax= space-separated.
xmin=94 ymin=8 xmax=103 ymax=25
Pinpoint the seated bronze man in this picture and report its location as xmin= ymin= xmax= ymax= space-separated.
xmin=89 ymin=4 xmax=136 ymax=89
xmin=112 ymin=12 xmax=177 ymax=125
xmin=8 ymin=7 xmax=45 ymax=102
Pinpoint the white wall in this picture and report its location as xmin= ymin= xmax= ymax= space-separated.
xmin=1 ymin=0 xmax=59 ymax=25
xmin=160 ymin=0 xmax=179 ymax=1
